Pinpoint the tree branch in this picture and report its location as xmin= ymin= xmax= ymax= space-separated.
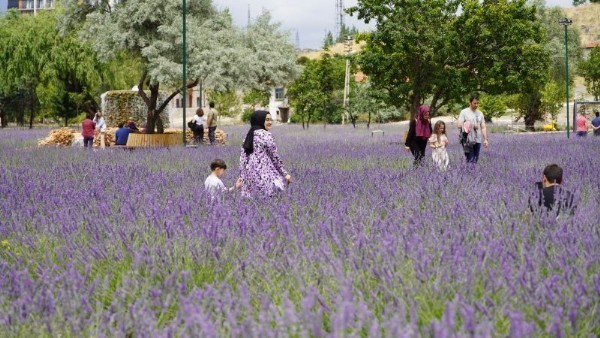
xmin=137 ymin=70 xmax=150 ymax=107
xmin=156 ymin=79 xmax=199 ymax=114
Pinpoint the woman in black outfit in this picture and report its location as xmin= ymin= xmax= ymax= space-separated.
xmin=404 ymin=104 xmax=432 ymax=167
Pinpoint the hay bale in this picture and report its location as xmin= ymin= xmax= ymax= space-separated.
xmin=38 ymin=128 xmax=77 ymax=147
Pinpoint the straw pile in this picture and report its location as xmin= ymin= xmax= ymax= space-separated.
xmin=186 ymin=128 xmax=228 ymax=145
xmin=93 ymin=128 xmax=116 ymax=147
xmin=38 ymin=128 xmax=77 ymax=147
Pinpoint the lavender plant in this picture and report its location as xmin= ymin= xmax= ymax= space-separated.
xmin=0 ymin=126 xmax=598 ymax=337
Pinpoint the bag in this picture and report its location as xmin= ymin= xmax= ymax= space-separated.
xmin=187 ymin=120 xmax=195 ymax=129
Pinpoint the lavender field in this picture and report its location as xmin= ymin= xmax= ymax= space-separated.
xmin=0 ymin=126 xmax=599 ymax=337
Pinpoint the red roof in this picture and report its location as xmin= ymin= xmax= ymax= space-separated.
xmin=584 ymin=40 xmax=600 ymax=48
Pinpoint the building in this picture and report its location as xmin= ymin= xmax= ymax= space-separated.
xmin=583 ymin=40 xmax=600 ymax=59
xmin=7 ymin=0 xmax=55 ymax=14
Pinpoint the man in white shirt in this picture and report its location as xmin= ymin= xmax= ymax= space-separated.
xmin=457 ymin=93 xmax=488 ymax=163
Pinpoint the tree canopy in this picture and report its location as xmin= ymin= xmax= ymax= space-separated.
xmin=287 ymin=54 xmax=347 ymax=128
xmin=348 ymin=0 xmax=549 ymax=117
xmin=0 ymin=10 xmax=106 ymax=127
xmin=579 ymin=47 xmax=600 ymax=101
xmin=59 ymin=0 xmax=298 ymax=133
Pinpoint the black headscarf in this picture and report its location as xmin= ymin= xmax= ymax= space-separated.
xmin=243 ymin=110 xmax=269 ymax=155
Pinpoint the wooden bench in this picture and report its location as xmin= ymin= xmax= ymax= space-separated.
xmin=126 ymin=133 xmax=181 ymax=148
xmin=371 ymin=130 xmax=385 ymax=137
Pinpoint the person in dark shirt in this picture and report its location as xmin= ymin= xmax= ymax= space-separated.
xmin=591 ymin=111 xmax=600 ymax=137
xmin=404 ymin=104 xmax=432 ymax=167
xmin=533 ymin=164 xmax=575 ymax=216
xmin=115 ymin=123 xmax=133 ymax=145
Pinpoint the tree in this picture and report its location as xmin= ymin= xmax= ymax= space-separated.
xmin=61 ymin=1 xmax=297 ymax=134
xmin=348 ymin=0 xmax=549 ymax=118
xmin=206 ymin=89 xmax=240 ymax=118
xmin=336 ymin=24 xmax=359 ymax=43
xmin=323 ymin=31 xmax=335 ymax=49
xmin=287 ymin=53 xmax=346 ymax=128
xmin=479 ymin=94 xmax=508 ymax=123
xmin=580 ymin=47 xmax=600 ymax=101
xmin=0 ymin=10 xmax=110 ymax=127
xmin=243 ymin=12 xmax=299 ymax=92
xmin=510 ymin=3 xmax=582 ymax=129
xmin=243 ymin=88 xmax=270 ymax=111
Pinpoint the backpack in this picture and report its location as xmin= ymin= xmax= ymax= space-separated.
xmin=187 ymin=120 xmax=195 ymax=129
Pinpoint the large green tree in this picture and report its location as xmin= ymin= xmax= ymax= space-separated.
xmin=0 ymin=10 xmax=110 ymax=127
xmin=61 ymin=1 xmax=297 ymax=133
xmin=510 ymin=3 xmax=582 ymax=128
xmin=348 ymin=0 xmax=549 ymax=118
xmin=287 ymin=54 xmax=347 ymax=128
xmin=580 ymin=47 xmax=600 ymax=101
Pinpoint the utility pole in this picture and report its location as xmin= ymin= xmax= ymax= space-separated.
xmin=342 ymin=36 xmax=352 ymax=125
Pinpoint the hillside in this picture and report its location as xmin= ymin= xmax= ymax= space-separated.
xmin=564 ymin=3 xmax=600 ymax=45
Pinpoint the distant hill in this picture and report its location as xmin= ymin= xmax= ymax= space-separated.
xmin=298 ymin=41 xmax=365 ymax=60
xmin=564 ymin=3 xmax=600 ymax=45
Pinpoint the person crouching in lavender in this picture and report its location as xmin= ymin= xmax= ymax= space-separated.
xmin=239 ymin=110 xmax=292 ymax=198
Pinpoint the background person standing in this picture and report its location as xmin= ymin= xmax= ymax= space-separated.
xmin=206 ymin=101 xmax=219 ymax=145
xmin=190 ymin=108 xmax=205 ymax=145
xmin=576 ymin=111 xmax=588 ymax=137
xmin=457 ymin=93 xmax=488 ymax=163
xmin=404 ymin=105 xmax=432 ymax=167
xmin=81 ymin=113 xmax=95 ymax=148
xmin=93 ymin=111 xmax=107 ymax=149
xmin=592 ymin=111 xmax=600 ymax=137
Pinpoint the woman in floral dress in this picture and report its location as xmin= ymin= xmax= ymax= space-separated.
xmin=239 ymin=111 xmax=292 ymax=197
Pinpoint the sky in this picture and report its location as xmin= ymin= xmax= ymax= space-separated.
xmin=216 ymin=0 xmax=574 ymax=50
xmin=0 ymin=0 xmax=575 ymax=48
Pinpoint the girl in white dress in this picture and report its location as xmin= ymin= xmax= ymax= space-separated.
xmin=429 ymin=121 xmax=449 ymax=170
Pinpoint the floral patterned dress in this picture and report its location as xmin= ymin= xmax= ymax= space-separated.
xmin=239 ymin=129 xmax=289 ymax=197
xmin=428 ymin=133 xmax=449 ymax=171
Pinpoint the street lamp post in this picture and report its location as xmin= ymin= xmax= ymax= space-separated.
xmin=559 ymin=17 xmax=572 ymax=138
xmin=182 ymin=0 xmax=187 ymax=145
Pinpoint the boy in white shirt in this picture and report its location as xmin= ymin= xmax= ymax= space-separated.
xmin=204 ymin=159 xmax=243 ymax=197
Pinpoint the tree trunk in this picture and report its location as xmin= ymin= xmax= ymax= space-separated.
xmin=367 ymin=110 xmax=371 ymax=129
xmin=16 ymin=107 xmax=25 ymax=127
xmin=409 ymin=93 xmax=421 ymax=119
xmin=0 ymin=107 xmax=6 ymax=128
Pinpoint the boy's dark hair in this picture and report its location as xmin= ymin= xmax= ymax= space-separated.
xmin=209 ymin=101 xmax=215 ymax=108
xmin=210 ymin=158 xmax=227 ymax=171
xmin=595 ymin=111 xmax=599 ymax=117
xmin=543 ymin=164 xmax=563 ymax=184
xmin=118 ymin=122 xmax=124 ymax=128
xmin=469 ymin=92 xmax=480 ymax=103
xmin=196 ymin=108 xmax=204 ymax=116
